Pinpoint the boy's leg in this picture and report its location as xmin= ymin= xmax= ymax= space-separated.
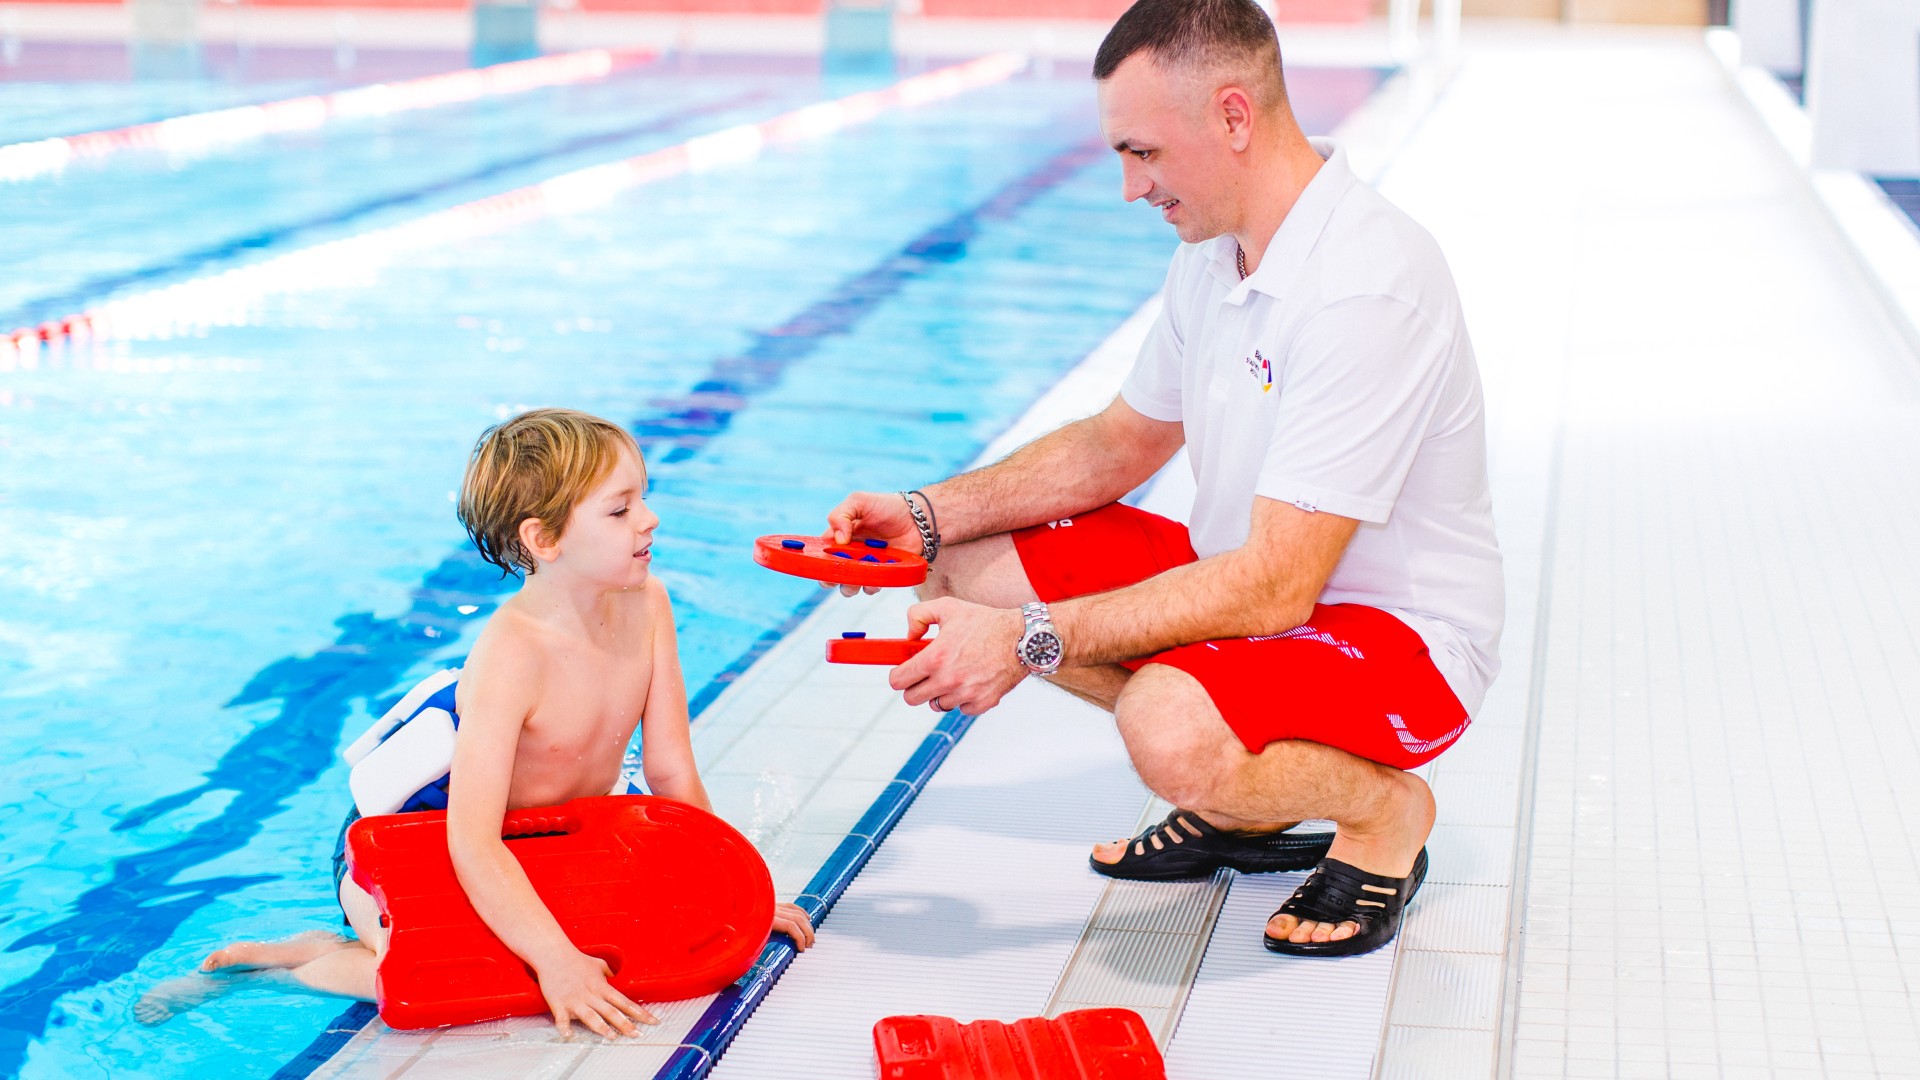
xmin=137 ymin=927 xmax=364 ymax=1024
xmin=201 ymin=930 xmax=356 ymax=973
xmin=275 ymin=877 xmax=386 ymax=1000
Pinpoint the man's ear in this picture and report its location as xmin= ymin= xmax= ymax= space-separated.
xmin=1218 ymin=86 xmax=1255 ymax=152
xmin=518 ymin=516 xmax=561 ymax=566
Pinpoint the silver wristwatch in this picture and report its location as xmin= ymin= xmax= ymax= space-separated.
xmin=1015 ymin=602 xmax=1063 ymax=676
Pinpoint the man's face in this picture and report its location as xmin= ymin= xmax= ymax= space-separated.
xmin=1097 ymin=53 xmax=1235 ymax=244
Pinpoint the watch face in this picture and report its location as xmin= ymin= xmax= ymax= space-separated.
xmin=1023 ymin=631 xmax=1062 ymax=670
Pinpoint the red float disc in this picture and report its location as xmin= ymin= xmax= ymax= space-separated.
xmin=754 ymin=534 xmax=927 ymax=588
xmin=825 ymin=637 xmax=930 ymax=665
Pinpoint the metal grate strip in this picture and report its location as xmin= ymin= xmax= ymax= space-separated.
xmin=1040 ymin=798 xmax=1231 ymax=1047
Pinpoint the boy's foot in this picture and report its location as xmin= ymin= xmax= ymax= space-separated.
xmin=133 ymin=971 xmax=253 ymax=1025
xmin=201 ymin=930 xmax=353 ymax=973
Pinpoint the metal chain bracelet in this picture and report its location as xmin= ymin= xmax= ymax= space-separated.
xmin=900 ymin=489 xmax=941 ymax=565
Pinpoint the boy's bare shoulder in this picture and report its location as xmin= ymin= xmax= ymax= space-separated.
xmin=636 ymin=576 xmax=674 ymax=629
xmin=462 ymin=598 xmax=553 ymax=694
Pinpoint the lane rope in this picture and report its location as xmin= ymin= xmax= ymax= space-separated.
xmin=0 ymin=52 xmax=1029 ymax=368
xmin=0 ymin=48 xmax=652 ymax=184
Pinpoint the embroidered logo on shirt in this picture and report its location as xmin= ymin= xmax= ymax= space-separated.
xmin=1243 ymin=349 xmax=1272 ymax=393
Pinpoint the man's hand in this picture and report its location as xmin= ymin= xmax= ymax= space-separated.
xmin=536 ymin=948 xmax=659 ymax=1039
xmin=890 ymin=598 xmax=1027 ymax=716
xmin=822 ymin=491 xmax=923 ymax=596
xmin=773 ymin=902 xmax=816 ymax=950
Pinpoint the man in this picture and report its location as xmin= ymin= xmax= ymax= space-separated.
xmin=824 ymin=0 xmax=1502 ymax=957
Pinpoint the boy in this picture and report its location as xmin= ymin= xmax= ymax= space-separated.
xmin=146 ymin=408 xmax=814 ymax=1036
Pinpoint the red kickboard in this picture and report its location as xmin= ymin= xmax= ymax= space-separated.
xmin=346 ymin=795 xmax=773 ymax=1030
xmin=754 ymin=534 xmax=927 ymax=588
xmin=825 ymin=637 xmax=930 ymax=665
xmin=873 ymin=1009 xmax=1167 ymax=1080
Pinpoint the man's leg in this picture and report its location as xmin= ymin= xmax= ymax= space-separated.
xmin=921 ymin=534 xmax=1134 ymax=711
xmin=1101 ymin=663 xmax=1434 ymax=944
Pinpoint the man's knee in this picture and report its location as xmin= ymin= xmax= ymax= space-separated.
xmin=919 ymin=533 xmax=1037 ymax=608
xmin=1113 ymin=664 xmax=1241 ymax=808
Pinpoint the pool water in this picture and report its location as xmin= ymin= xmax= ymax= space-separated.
xmin=0 ymin=56 xmax=1383 ymax=1078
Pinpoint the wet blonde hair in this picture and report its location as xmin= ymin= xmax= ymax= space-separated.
xmin=458 ymin=408 xmax=642 ymax=576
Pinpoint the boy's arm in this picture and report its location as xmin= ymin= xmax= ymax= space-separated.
xmin=635 ymin=581 xmax=814 ymax=951
xmin=634 ymin=579 xmax=707 ymax=811
xmin=448 ymin=638 xmax=657 ymax=1036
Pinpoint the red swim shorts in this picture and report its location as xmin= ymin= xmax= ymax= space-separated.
xmin=1010 ymin=502 xmax=1469 ymax=770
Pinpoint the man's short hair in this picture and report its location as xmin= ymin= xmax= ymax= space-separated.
xmin=458 ymin=407 xmax=641 ymax=576
xmin=1093 ymin=0 xmax=1286 ymax=110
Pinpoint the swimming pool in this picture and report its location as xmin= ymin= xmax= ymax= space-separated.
xmin=0 ymin=55 xmax=1382 ymax=1078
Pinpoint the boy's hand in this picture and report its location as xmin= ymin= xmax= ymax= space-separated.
xmin=823 ymin=491 xmax=922 ymax=596
xmin=537 ymin=949 xmax=659 ymax=1039
xmin=773 ymin=902 xmax=816 ymax=951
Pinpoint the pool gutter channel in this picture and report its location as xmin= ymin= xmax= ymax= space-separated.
xmin=1039 ymin=796 xmax=1234 ymax=1048
xmin=651 ymin=708 xmax=977 ymax=1080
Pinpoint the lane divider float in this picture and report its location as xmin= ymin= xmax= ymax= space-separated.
xmin=0 ymin=52 xmax=1028 ymax=370
xmin=0 ymin=48 xmax=652 ymax=184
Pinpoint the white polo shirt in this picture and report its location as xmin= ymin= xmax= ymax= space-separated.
xmin=1120 ymin=138 xmax=1504 ymax=717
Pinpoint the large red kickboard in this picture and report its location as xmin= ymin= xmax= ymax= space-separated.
xmin=347 ymin=794 xmax=773 ymax=1029
xmin=874 ymin=1009 xmax=1167 ymax=1080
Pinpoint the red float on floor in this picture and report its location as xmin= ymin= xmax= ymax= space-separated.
xmin=873 ymin=1008 xmax=1167 ymax=1080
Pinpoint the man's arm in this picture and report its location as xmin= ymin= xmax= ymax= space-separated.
xmin=894 ymin=496 xmax=1357 ymax=716
xmin=448 ymin=639 xmax=656 ymax=1037
xmin=926 ymin=395 xmax=1184 ymax=543
xmin=1053 ymin=496 xmax=1358 ymax=665
xmin=826 ymin=395 xmax=1183 ymax=552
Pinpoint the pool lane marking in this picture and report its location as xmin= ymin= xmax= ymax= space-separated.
xmin=0 ymin=49 xmax=651 ymax=185
xmin=0 ymin=124 xmax=1108 ymax=1080
xmin=0 ymin=52 xmax=1029 ymax=364
xmin=269 ymin=133 xmax=1114 ymax=1079
xmin=631 ymin=134 xmax=1110 ymax=472
xmin=0 ymin=87 xmax=778 ymax=336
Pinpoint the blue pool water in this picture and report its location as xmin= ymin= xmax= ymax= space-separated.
xmin=0 ymin=56 xmax=1382 ymax=1078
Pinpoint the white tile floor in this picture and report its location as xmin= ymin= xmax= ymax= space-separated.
xmin=1366 ymin=23 xmax=1920 ymax=1080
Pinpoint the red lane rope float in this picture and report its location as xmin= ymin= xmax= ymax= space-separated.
xmin=346 ymin=794 xmax=773 ymax=1030
xmin=826 ymin=635 xmax=930 ymax=665
xmin=754 ymin=534 xmax=928 ymax=589
xmin=0 ymin=52 xmax=1026 ymax=368
xmin=873 ymin=1009 xmax=1168 ymax=1080
xmin=0 ymin=48 xmax=651 ymax=185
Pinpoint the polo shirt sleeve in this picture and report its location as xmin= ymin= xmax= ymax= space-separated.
xmin=1256 ymin=294 xmax=1452 ymax=524
xmin=1118 ymin=259 xmax=1188 ymax=423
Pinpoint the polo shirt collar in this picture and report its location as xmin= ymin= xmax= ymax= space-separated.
xmin=1203 ymin=137 xmax=1354 ymax=303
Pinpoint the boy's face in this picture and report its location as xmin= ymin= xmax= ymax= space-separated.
xmin=554 ymin=444 xmax=658 ymax=589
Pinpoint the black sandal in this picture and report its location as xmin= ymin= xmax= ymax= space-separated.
xmin=1262 ymin=847 xmax=1429 ymax=957
xmin=1089 ymin=809 xmax=1335 ymax=882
